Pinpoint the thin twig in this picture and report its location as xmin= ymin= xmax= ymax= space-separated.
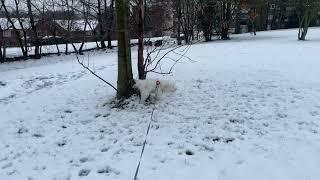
xmin=72 ymin=43 xmax=118 ymax=92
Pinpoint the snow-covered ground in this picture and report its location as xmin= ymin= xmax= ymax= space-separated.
xmin=1 ymin=28 xmax=320 ymax=180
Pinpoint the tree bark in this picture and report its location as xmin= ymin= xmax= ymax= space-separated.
xmin=137 ymin=0 xmax=146 ymax=79
xmin=27 ymin=0 xmax=41 ymax=59
xmin=107 ymin=0 xmax=114 ymax=49
xmin=116 ymin=0 xmax=134 ymax=98
xmin=176 ymin=0 xmax=182 ymax=45
xmin=298 ymin=13 xmax=311 ymax=41
xmin=1 ymin=0 xmax=27 ymax=60
xmin=0 ymin=26 xmax=3 ymax=63
xmin=0 ymin=42 xmax=3 ymax=63
xmin=13 ymin=0 xmax=28 ymax=60
xmin=65 ymin=0 xmax=72 ymax=55
xmin=221 ymin=2 xmax=231 ymax=40
xmin=97 ymin=0 xmax=106 ymax=49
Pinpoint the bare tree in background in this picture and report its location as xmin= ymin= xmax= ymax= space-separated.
xmin=180 ymin=0 xmax=197 ymax=43
xmin=63 ymin=0 xmax=75 ymax=54
xmin=291 ymin=0 xmax=320 ymax=40
xmin=0 ymin=20 xmax=5 ymax=63
xmin=0 ymin=4 xmax=5 ymax=62
xmin=1 ymin=0 xmax=29 ymax=60
xmin=106 ymin=0 xmax=114 ymax=49
xmin=26 ymin=0 xmax=41 ymax=59
xmin=172 ymin=0 xmax=182 ymax=45
xmin=77 ymin=2 xmax=89 ymax=54
xmin=137 ymin=0 xmax=146 ymax=79
xmin=97 ymin=0 xmax=107 ymax=48
xmin=47 ymin=0 xmax=62 ymax=55
xmin=220 ymin=0 xmax=231 ymax=40
xmin=14 ymin=0 xmax=29 ymax=59
xmin=198 ymin=0 xmax=217 ymax=41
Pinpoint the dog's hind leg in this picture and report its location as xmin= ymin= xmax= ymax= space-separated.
xmin=140 ymin=91 xmax=149 ymax=103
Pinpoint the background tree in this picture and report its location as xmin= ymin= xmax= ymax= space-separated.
xmin=1 ymin=0 xmax=28 ymax=60
xmin=0 ymin=4 xmax=5 ymax=62
xmin=198 ymin=0 xmax=217 ymax=41
xmin=106 ymin=0 xmax=114 ymax=49
xmin=0 ymin=20 xmax=5 ymax=63
xmin=176 ymin=0 xmax=197 ymax=43
xmin=291 ymin=0 xmax=320 ymax=40
xmin=26 ymin=0 xmax=41 ymax=59
xmin=172 ymin=0 xmax=182 ymax=45
xmin=97 ymin=0 xmax=107 ymax=48
xmin=137 ymin=0 xmax=145 ymax=79
xmin=220 ymin=0 xmax=232 ymax=40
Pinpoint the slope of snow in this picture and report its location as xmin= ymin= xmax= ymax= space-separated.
xmin=1 ymin=28 xmax=320 ymax=180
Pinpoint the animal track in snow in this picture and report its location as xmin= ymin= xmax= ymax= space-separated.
xmin=78 ymin=169 xmax=91 ymax=176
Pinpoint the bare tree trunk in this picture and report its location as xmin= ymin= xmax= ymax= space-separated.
xmin=2 ymin=45 xmax=6 ymax=62
xmin=27 ymin=0 xmax=41 ymax=59
xmin=221 ymin=2 xmax=231 ymax=40
xmin=0 ymin=41 xmax=3 ymax=63
xmin=298 ymin=13 xmax=311 ymax=41
xmin=235 ymin=4 xmax=241 ymax=34
xmin=298 ymin=26 xmax=308 ymax=41
xmin=97 ymin=0 xmax=106 ymax=49
xmin=65 ymin=0 xmax=73 ymax=54
xmin=0 ymin=26 xmax=3 ymax=63
xmin=176 ymin=0 xmax=182 ymax=45
xmin=13 ymin=0 xmax=28 ymax=59
xmin=56 ymin=44 xmax=61 ymax=55
xmin=177 ymin=22 xmax=182 ymax=45
xmin=137 ymin=0 xmax=146 ymax=80
xmin=107 ymin=0 xmax=114 ymax=49
xmin=1 ymin=0 xmax=27 ymax=60
xmin=0 ymin=43 xmax=6 ymax=63
xmin=116 ymin=0 xmax=134 ymax=98
xmin=65 ymin=44 xmax=69 ymax=54
xmin=78 ymin=21 xmax=88 ymax=54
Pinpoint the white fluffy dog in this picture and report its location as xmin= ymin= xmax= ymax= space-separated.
xmin=133 ymin=79 xmax=176 ymax=103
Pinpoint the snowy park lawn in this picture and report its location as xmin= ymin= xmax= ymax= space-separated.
xmin=1 ymin=28 xmax=320 ymax=180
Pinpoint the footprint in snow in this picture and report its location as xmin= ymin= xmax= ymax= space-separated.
xmin=277 ymin=113 xmax=288 ymax=119
xmin=212 ymin=137 xmax=235 ymax=143
xmin=7 ymin=170 xmax=17 ymax=176
xmin=17 ymin=127 xmax=29 ymax=134
xmin=78 ymin=169 xmax=91 ymax=176
xmin=32 ymin=133 xmax=44 ymax=138
xmin=0 ymin=81 xmax=6 ymax=87
xmin=0 ymin=94 xmax=17 ymax=103
xmin=97 ymin=166 xmax=120 ymax=175
xmin=57 ymin=140 xmax=67 ymax=147
xmin=103 ymin=113 xmax=110 ymax=118
xmin=185 ymin=150 xmax=194 ymax=156
xmin=64 ymin=110 xmax=72 ymax=114
xmin=1 ymin=162 xmax=13 ymax=169
xmin=79 ymin=157 xmax=90 ymax=163
xmin=52 ymin=173 xmax=71 ymax=180
xmin=310 ymin=111 xmax=319 ymax=117
xmin=100 ymin=147 xmax=109 ymax=152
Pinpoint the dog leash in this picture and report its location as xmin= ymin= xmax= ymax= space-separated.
xmin=133 ymin=81 xmax=160 ymax=180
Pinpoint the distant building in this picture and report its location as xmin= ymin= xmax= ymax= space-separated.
xmin=0 ymin=18 xmax=31 ymax=47
xmin=0 ymin=18 xmax=99 ymax=47
xmin=55 ymin=19 xmax=98 ymax=42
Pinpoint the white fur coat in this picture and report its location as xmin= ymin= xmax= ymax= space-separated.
xmin=133 ymin=79 xmax=176 ymax=103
